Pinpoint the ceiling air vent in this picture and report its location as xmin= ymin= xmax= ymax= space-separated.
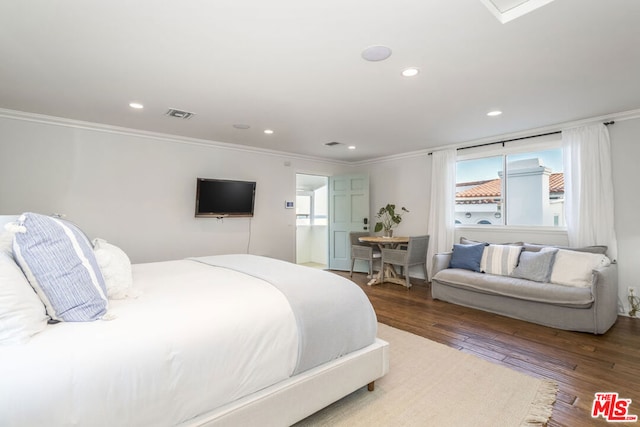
xmin=165 ymin=108 xmax=195 ymax=120
xmin=325 ymin=141 xmax=341 ymax=147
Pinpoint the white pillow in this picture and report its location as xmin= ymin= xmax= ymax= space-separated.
xmin=549 ymin=249 xmax=611 ymax=288
xmin=13 ymin=213 xmax=108 ymax=322
xmin=0 ymin=252 xmax=48 ymax=344
xmin=480 ymin=244 xmax=523 ymax=276
xmin=93 ymin=238 xmax=138 ymax=300
xmin=0 ymin=217 xmax=22 ymax=256
xmin=0 ymin=230 xmax=13 ymax=256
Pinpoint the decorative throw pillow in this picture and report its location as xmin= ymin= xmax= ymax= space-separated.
xmin=0 ymin=216 xmax=21 ymax=256
xmin=12 ymin=213 xmax=108 ymax=322
xmin=0 ymin=230 xmax=13 ymax=256
xmin=549 ymin=249 xmax=611 ymax=288
xmin=449 ymin=243 xmax=487 ymax=272
xmin=0 ymin=251 xmax=48 ymax=344
xmin=511 ymin=248 xmax=559 ymax=282
xmin=459 ymin=237 xmax=486 ymax=246
xmin=93 ymin=238 xmax=138 ymax=300
xmin=480 ymin=244 xmax=523 ymax=276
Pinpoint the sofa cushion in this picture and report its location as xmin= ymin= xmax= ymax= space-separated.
xmin=550 ymin=249 xmax=611 ymax=288
xmin=449 ymin=243 xmax=486 ymax=272
xmin=432 ymin=269 xmax=593 ymax=307
xmin=480 ymin=244 xmax=523 ymax=276
xmin=522 ymin=243 xmax=607 ymax=254
xmin=511 ymin=248 xmax=558 ymax=282
xmin=460 ymin=237 xmax=523 ymax=246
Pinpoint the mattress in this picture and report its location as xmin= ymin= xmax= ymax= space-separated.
xmin=0 ymin=255 xmax=377 ymax=426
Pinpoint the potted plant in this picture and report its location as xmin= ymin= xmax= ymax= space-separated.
xmin=374 ymin=204 xmax=409 ymax=237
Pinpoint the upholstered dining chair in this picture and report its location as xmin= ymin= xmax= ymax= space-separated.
xmin=381 ymin=235 xmax=430 ymax=288
xmin=349 ymin=232 xmax=381 ymax=277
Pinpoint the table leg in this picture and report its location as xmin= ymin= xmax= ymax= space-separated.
xmin=366 ymin=243 xmax=386 ymax=286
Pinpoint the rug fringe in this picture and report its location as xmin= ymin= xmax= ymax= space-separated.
xmin=520 ymin=379 xmax=558 ymax=426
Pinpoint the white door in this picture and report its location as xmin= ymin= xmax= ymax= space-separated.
xmin=328 ymin=174 xmax=370 ymax=270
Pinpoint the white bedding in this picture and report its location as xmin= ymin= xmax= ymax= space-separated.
xmin=0 ymin=259 xmax=300 ymax=426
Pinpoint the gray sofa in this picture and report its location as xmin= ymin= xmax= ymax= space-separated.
xmin=431 ymin=244 xmax=618 ymax=334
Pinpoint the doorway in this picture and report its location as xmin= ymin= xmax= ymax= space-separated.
xmin=295 ymin=174 xmax=329 ymax=269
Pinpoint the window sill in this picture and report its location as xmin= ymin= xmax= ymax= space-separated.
xmin=455 ymin=224 xmax=567 ymax=234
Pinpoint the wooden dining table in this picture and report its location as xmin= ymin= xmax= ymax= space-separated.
xmin=358 ymin=235 xmax=409 ymax=286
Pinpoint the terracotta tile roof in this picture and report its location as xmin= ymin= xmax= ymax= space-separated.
xmin=456 ymin=173 xmax=564 ymax=199
xmin=549 ymin=173 xmax=564 ymax=193
xmin=457 ymin=179 xmax=501 ymax=198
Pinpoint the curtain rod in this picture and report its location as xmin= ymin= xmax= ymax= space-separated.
xmin=428 ymin=121 xmax=615 ymax=155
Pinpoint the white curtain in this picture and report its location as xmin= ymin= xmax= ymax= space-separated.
xmin=426 ymin=149 xmax=456 ymax=280
xmin=562 ymin=124 xmax=618 ymax=260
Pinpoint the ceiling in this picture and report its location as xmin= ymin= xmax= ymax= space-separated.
xmin=1 ymin=0 xmax=639 ymax=162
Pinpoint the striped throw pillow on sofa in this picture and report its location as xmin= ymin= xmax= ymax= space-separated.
xmin=480 ymin=244 xmax=523 ymax=276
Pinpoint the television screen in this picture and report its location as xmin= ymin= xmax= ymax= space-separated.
xmin=195 ymin=178 xmax=256 ymax=217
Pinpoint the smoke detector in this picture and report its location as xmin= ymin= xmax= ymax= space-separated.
xmin=165 ymin=108 xmax=195 ymax=119
xmin=325 ymin=141 xmax=341 ymax=147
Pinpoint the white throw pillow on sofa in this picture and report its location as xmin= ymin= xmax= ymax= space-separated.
xmin=549 ymin=249 xmax=611 ymax=288
xmin=93 ymin=238 xmax=137 ymax=300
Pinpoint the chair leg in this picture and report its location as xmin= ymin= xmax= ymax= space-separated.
xmin=405 ymin=265 xmax=411 ymax=288
xmin=350 ymin=259 xmax=355 ymax=277
xmin=423 ymin=264 xmax=428 ymax=283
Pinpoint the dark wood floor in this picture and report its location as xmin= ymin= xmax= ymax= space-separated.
xmin=336 ymin=271 xmax=640 ymax=427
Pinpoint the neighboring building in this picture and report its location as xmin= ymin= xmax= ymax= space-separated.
xmin=456 ymin=158 xmax=564 ymax=226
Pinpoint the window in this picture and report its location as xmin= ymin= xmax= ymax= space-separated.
xmin=455 ymin=142 xmax=564 ymax=227
xmin=296 ymin=195 xmax=311 ymax=225
xmin=296 ymin=185 xmax=328 ymax=226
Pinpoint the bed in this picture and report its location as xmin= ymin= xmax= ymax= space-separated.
xmin=0 ymin=214 xmax=389 ymax=427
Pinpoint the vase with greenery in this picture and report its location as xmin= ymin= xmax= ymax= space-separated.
xmin=374 ymin=204 xmax=409 ymax=237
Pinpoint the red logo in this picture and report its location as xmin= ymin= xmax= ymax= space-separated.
xmin=592 ymin=392 xmax=638 ymax=422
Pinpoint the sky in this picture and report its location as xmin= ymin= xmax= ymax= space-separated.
xmin=456 ymin=149 xmax=563 ymax=183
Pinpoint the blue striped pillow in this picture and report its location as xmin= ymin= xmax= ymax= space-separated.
xmin=13 ymin=213 xmax=108 ymax=322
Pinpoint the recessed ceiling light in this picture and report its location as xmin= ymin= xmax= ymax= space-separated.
xmin=348 ymin=145 xmax=356 ymax=150
xmin=129 ymin=102 xmax=144 ymax=109
xmin=401 ymin=67 xmax=420 ymax=77
xmin=362 ymin=45 xmax=392 ymax=62
xmin=487 ymin=110 xmax=503 ymax=117
xmin=264 ymin=129 xmax=274 ymax=135
xmin=233 ymin=124 xmax=251 ymax=129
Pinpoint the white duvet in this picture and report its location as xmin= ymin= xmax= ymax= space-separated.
xmin=0 ymin=260 xmax=299 ymax=427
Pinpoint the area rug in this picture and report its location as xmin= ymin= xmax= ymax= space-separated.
xmin=296 ymin=323 xmax=557 ymax=426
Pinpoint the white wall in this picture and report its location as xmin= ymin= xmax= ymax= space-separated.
xmin=353 ymin=154 xmax=431 ymax=237
xmin=295 ymin=225 xmax=327 ymax=265
xmin=2 ymin=111 xmax=639 ymax=316
xmin=609 ymin=118 xmax=640 ymax=315
xmin=0 ymin=114 xmax=350 ymax=263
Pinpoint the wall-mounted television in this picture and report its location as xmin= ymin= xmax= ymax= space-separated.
xmin=195 ymin=178 xmax=256 ymax=218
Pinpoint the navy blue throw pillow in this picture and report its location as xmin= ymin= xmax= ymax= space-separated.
xmin=449 ymin=243 xmax=486 ymax=272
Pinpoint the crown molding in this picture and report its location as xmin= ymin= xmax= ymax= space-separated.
xmin=2 ymin=107 xmax=639 ymax=167
xmin=0 ymin=108 xmax=350 ymax=166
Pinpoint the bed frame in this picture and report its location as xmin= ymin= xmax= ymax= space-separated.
xmin=182 ymin=338 xmax=389 ymax=426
